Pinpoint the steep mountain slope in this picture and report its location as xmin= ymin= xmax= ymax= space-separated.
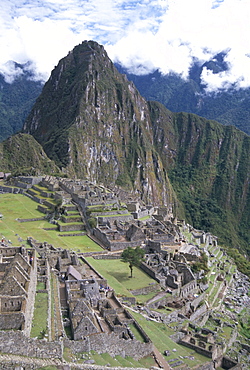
xmin=22 ymin=41 xmax=250 ymax=254
xmin=0 ymin=133 xmax=59 ymax=175
xmin=116 ymin=55 xmax=250 ymax=136
xmin=149 ymin=102 xmax=250 ymax=253
xmin=23 ymin=41 xmax=174 ymax=206
xmin=0 ymin=64 xmax=43 ymax=142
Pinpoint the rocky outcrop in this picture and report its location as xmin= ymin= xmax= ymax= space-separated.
xmin=22 ymin=40 xmax=250 ymax=253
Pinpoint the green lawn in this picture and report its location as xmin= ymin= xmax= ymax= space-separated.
xmin=85 ymin=257 xmax=157 ymax=294
xmin=30 ymin=292 xmax=48 ymax=338
xmin=129 ymin=310 xmax=210 ymax=368
xmin=0 ymin=193 xmax=102 ymax=252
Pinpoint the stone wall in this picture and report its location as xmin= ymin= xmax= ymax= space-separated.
xmin=61 ymin=215 xmax=82 ymax=223
xmin=58 ymin=223 xmax=85 ymax=232
xmin=81 ymin=257 xmax=106 ymax=282
xmin=189 ymin=303 xmax=208 ymax=322
xmin=64 ymin=331 xmax=153 ymax=360
xmin=98 ymin=214 xmax=134 ymax=223
xmin=130 ymin=283 xmax=161 ymax=296
xmin=93 ymin=228 xmax=111 ymax=248
xmin=190 ymin=292 xmax=206 ymax=311
xmin=0 ymin=312 xmax=24 ymax=329
xmin=17 ymin=217 xmax=46 ymax=222
xmin=0 ymin=185 xmax=24 ymax=194
xmin=179 ymin=279 xmax=198 ymax=298
xmin=0 ymin=331 xmax=62 ymax=358
xmin=22 ymin=251 xmax=37 ymax=337
xmin=109 ymin=241 xmax=140 ymax=251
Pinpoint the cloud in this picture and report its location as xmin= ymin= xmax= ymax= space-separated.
xmin=0 ymin=0 xmax=249 ymax=91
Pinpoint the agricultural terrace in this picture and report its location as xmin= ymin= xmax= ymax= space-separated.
xmin=0 ymin=193 xmax=101 ymax=252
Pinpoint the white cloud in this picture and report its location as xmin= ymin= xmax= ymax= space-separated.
xmin=0 ymin=0 xmax=249 ymax=91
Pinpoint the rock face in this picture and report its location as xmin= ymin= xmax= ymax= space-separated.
xmin=23 ymin=41 xmax=175 ymax=206
xmin=22 ymin=40 xmax=250 ymax=252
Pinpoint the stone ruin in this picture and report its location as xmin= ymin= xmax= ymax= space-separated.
xmin=0 ymin=246 xmax=36 ymax=335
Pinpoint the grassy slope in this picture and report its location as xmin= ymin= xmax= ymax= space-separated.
xmin=0 ymin=193 xmax=101 ymax=252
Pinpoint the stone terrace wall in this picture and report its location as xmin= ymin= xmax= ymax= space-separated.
xmin=0 ymin=331 xmax=62 ymax=359
xmin=0 ymin=185 xmax=24 ymax=194
xmin=64 ymin=332 xmax=153 ymax=360
xmin=130 ymin=283 xmax=161 ymax=296
xmin=109 ymin=241 xmax=140 ymax=251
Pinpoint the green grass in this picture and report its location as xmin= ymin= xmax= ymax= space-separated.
xmin=129 ymin=310 xmax=209 ymax=368
xmin=36 ymin=281 xmax=46 ymax=290
xmin=85 ymin=257 xmax=157 ymax=293
xmin=128 ymin=322 xmax=146 ymax=342
xmin=0 ymin=193 xmax=102 ymax=252
xmin=30 ymin=292 xmax=48 ymax=338
xmin=135 ymin=291 xmax=161 ymax=304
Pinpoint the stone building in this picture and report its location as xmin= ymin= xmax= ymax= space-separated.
xmin=0 ymin=246 xmax=36 ymax=335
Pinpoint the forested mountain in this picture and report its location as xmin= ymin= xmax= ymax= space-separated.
xmin=0 ymin=63 xmax=43 ymax=142
xmin=116 ymin=53 xmax=250 ymax=136
xmin=17 ymin=40 xmax=249 ymax=256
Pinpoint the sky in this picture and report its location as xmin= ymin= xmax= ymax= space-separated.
xmin=1 ymin=0 xmax=250 ymax=91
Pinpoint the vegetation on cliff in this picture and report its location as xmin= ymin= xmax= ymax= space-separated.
xmin=17 ymin=40 xmax=250 ymax=257
xmin=0 ymin=65 xmax=42 ymax=142
xmin=0 ymin=133 xmax=59 ymax=175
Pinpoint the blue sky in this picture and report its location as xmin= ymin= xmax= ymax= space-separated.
xmin=1 ymin=0 xmax=250 ymax=91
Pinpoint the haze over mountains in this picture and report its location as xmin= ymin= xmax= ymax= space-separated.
xmin=0 ymin=40 xmax=249 ymax=261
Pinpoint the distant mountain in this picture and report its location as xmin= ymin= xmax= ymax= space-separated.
xmin=116 ymin=53 xmax=250 ymax=136
xmin=0 ymin=63 xmax=43 ymax=142
xmin=19 ymin=41 xmax=250 ymax=255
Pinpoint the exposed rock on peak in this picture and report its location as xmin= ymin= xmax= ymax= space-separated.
xmin=22 ymin=40 xmax=250 ymax=253
xmin=23 ymin=40 xmax=174 ymax=206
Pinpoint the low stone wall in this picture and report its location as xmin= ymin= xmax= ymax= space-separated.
xmin=121 ymin=296 xmax=137 ymax=305
xmin=190 ymin=303 xmax=208 ymax=322
xmin=17 ymin=217 xmax=46 ymax=222
xmin=93 ymin=254 xmax=121 ymax=260
xmin=147 ymin=293 xmax=179 ymax=310
xmin=61 ymin=215 xmax=82 ymax=223
xmin=130 ymin=283 xmax=161 ymax=296
xmin=37 ymin=204 xmax=50 ymax=214
xmin=140 ymin=262 xmax=161 ymax=283
xmin=179 ymin=337 xmax=213 ymax=358
xmin=81 ymin=257 xmax=106 ymax=281
xmin=59 ymin=232 xmax=86 ymax=237
xmin=58 ymin=223 xmax=85 ymax=232
xmin=0 ymin=331 xmax=62 ymax=359
xmin=190 ymin=292 xmax=206 ymax=311
xmin=0 ymin=185 xmax=24 ymax=194
xmin=109 ymin=241 xmax=139 ymax=251
xmin=64 ymin=331 xmax=153 ymax=360
xmin=98 ymin=214 xmax=134 ymax=223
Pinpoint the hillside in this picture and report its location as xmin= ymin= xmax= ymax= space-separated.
xmin=20 ymin=41 xmax=250 ymax=255
xmin=0 ymin=133 xmax=59 ymax=175
xmin=0 ymin=64 xmax=43 ymax=142
xmin=116 ymin=55 xmax=250 ymax=136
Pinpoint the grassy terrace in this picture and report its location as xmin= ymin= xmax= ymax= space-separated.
xmin=30 ymin=292 xmax=48 ymax=338
xmin=0 ymin=193 xmax=102 ymax=252
xmin=85 ymin=257 xmax=160 ymax=298
xmin=72 ymin=350 xmax=156 ymax=368
xmin=129 ymin=310 xmax=210 ymax=368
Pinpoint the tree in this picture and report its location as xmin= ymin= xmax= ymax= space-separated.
xmin=121 ymin=246 xmax=145 ymax=278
